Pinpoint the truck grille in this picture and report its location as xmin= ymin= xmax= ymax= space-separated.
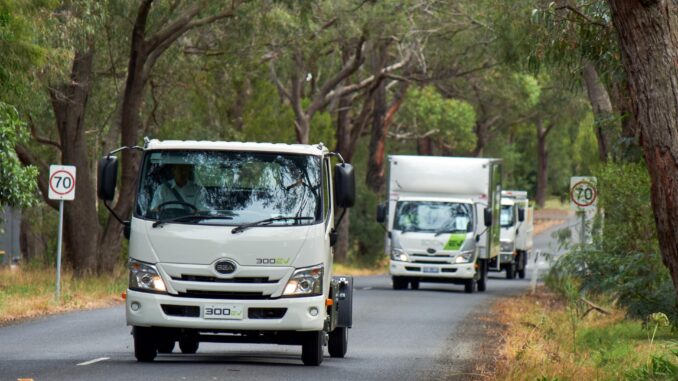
xmin=161 ymin=305 xmax=200 ymax=317
xmin=176 ymin=290 xmax=269 ymax=300
xmin=172 ymin=275 xmax=277 ymax=284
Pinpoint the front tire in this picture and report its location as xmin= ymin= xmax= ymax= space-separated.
xmin=518 ymin=251 xmax=527 ymax=279
xmin=506 ymin=263 xmax=516 ymax=279
xmin=133 ymin=327 xmax=157 ymax=362
xmin=179 ymin=337 xmax=199 ymax=354
xmin=328 ymin=327 xmax=348 ymax=358
xmin=410 ymin=280 xmax=420 ymax=290
xmin=464 ymin=279 xmax=476 ymax=294
xmin=477 ymin=259 xmax=487 ymax=292
xmin=392 ymin=276 xmax=408 ymax=290
xmin=301 ymin=331 xmax=324 ymax=366
xmin=157 ymin=339 xmax=175 ymax=354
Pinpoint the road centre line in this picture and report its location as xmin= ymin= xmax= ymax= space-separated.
xmin=76 ymin=357 xmax=110 ymax=366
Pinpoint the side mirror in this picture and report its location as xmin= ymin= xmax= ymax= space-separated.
xmin=518 ymin=208 xmax=525 ymax=222
xmin=334 ymin=163 xmax=355 ymax=208
xmin=329 ymin=229 xmax=338 ymax=247
xmin=376 ymin=202 xmax=387 ymax=223
xmin=484 ymin=208 xmax=492 ymax=227
xmin=98 ymin=156 xmax=118 ymax=201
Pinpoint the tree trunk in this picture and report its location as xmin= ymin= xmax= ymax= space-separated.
xmin=582 ymin=61 xmax=615 ymax=162
xmin=417 ymin=136 xmax=434 ymax=155
xmin=535 ymin=118 xmax=552 ymax=208
xmin=608 ymin=0 xmax=678 ymax=299
xmin=472 ymin=120 xmax=488 ymax=157
xmin=366 ymin=76 xmax=388 ymax=193
xmin=50 ymin=48 xmax=100 ymax=275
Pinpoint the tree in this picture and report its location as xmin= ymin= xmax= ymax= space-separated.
xmin=607 ymin=0 xmax=678 ymax=302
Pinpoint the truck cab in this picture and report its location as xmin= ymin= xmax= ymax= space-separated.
xmin=496 ymin=190 xmax=533 ymax=279
xmin=97 ymin=139 xmax=355 ymax=366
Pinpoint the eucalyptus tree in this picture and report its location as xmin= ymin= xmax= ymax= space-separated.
xmin=607 ymin=0 xmax=678 ymax=302
xmin=14 ymin=0 xmax=244 ymax=275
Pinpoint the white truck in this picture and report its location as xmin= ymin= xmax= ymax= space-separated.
xmin=97 ymin=139 xmax=355 ymax=366
xmin=497 ymin=190 xmax=533 ymax=279
xmin=376 ymin=155 xmax=502 ymax=293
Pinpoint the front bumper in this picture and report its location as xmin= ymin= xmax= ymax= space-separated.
xmin=499 ymin=252 xmax=515 ymax=264
xmin=126 ymin=289 xmax=326 ymax=331
xmin=389 ymin=260 xmax=476 ymax=279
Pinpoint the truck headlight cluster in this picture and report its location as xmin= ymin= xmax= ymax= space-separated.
xmin=282 ymin=264 xmax=323 ymax=297
xmin=455 ymin=250 xmax=475 ymax=264
xmin=390 ymin=248 xmax=409 ymax=262
xmin=500 ymin=241 xmax=515 ymax=253
xmin=129 ymin=259 xmax=167 ymax=293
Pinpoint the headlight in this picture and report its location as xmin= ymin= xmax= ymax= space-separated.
xmin=455 ymin=250 xmax=475 ymax=264
xmin=129 ymin=259 xmax=167 ymax=293
xmin=390 ymin=248 xmax=409 ymax=262
xmin=500 ymin=241 xmax=515 ymax=253
xmin=282 ymin=264 xmax=323 ymax=297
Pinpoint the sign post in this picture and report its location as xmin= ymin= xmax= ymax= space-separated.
xmin=48 ymin=165 xmax=76 ymax=300
xmin=569 ymin=176 xmax=597 ymax=246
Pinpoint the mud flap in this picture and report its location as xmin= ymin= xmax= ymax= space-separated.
xmin=332 ymin=276 xmax=353 ymax=328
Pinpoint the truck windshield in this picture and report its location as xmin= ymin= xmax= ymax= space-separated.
xmin=393 ymin=201 xmax=473 ymax=233
xmin=500 ymin=205 xmax=514 ymax=227
xmin=135 ymin=150 xmax=322 ymax=226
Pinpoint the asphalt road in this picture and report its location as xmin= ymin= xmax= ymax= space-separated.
xmin=0 ymin=223 xmax=568 ymax=381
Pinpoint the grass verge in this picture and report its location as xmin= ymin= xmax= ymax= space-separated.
xmin=0 ymin=266 xmax=127 ymax=326
xmin=333 ymin=259 xmax=388 ymax=276
xmin=490 ymin=287 xmax=678 ymax=380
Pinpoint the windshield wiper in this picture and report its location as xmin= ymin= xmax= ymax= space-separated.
xmin=152 ymin=213 xmax=234 ymax=228
xmin=231 ymin=216 xmax=314 ymax=234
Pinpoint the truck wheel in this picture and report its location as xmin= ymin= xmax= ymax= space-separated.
xmin=464 ymin=279 xmax=476 ymax=294
xmin=133 ymin=326 xmax=157 ymax=362
xmin=506 ymin=263 xmax=516 ymax=279
xmin=518 ymin=252 xmax=527 ymax=279
xmin=477 ymin=259 xmax=487 ymax=292
xmin=328 ymin=327 xmax=348 ymax=358
xmin=157 ymin=339 xmax=175 ymax=354
xmin=301 ymin=331 xmax=324 ymax=366
xmin=179 ymin=337 xmax=199 ymax=354
xmin=392 ymin=276 xmax=408 ymax=290
xmin=410 ymin=280 xmax=420 ymax=290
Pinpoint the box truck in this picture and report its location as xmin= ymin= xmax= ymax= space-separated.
xmin=497 ymin=190 xmax=533 ymax=279
xmin=376 ymin=155 xmax=501 ymax=293
xmin=98 ymin=139 xmax=355 ymax=366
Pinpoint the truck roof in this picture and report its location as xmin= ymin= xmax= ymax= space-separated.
xmin=501 ymin=190 xmax=528 ymax=199
xmin=145 ymin=139 xmax=328 ymax=156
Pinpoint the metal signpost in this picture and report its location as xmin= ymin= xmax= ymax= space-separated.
xmin=569 ymin=176 xmax=597 ymax=246
xmin=48 ymin=165 xmax=76 ymax=300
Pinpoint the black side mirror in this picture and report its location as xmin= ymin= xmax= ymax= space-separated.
xmin=98 ymin=156 xmax=118 ymax=201
xmin=334 ymin=163 xmax=355 ymax=208
xmin=484 ymin=208 xmax=493 ymax=227
xmin=376 ymin=202 xmax=387 ymax=223
xmin=518 ymin=208 xmax=525 ymax=222
xmin=329 ymin=229 xmax=338 ymax=247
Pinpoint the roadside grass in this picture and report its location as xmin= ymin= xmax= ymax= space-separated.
xmin=492 ymin=288 xmax=678 ymax=381
xmin=333 ymin=258 xmax=388 ymax=276
xmin=0 ymin=266 xmax=126 ymax=326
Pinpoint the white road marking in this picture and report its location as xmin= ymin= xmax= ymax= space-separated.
xmin=77 ymin=357 xmax=110 ymax=366
xmin=362 ymin=287 xmax=373 ymax=290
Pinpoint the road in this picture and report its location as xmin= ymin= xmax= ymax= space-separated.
xmin=0 ymin=222 xmax=569 ymax=381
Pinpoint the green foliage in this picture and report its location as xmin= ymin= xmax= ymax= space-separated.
xmin=0 ymin=102 xmax=38 ymax=209
xmin=397 ymin=86 xmax=476 ymax=152
xmin=548 ymin=162 xmax=677 ymax=323
xmin=625 ymin=354 xmax=678 ymax=381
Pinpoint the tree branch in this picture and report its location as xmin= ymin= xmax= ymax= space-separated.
xmin=27 ymin=114 xmax=61 ymax=150
xmin=555 ymin=5 xmax=609 ymax=28
xmin=14 ymin=144 xmax=59 ymax=210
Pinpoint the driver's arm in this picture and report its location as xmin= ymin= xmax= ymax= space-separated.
xmin=149 ymin=185 xmax=166 ymax=211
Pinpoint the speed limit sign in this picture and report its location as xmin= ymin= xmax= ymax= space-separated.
xmin=48 ymin=165 xmax=76 ymax=201
xmin=570 ymin=176 xmax=597 ymax=211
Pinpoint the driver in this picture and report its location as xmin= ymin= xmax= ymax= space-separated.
xmin=150 ymin=164 xmax=207 ymax=212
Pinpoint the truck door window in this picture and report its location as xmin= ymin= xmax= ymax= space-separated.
xmin=500 ymin=205 xmax=514 ymax=227
xmin=135 ymin=151 xmax=322 ymax=226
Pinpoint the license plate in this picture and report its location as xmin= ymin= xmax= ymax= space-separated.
xmin=203 ymin=304 xmax=244 ymax=320
xmin=423 ymin=267 xmax=440 ymax=274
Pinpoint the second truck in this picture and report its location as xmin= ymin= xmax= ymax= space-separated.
xmin=376 ymin=155 xmax=502 ymax=293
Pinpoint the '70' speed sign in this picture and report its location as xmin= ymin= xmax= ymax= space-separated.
xmin=570 ymin=176 xmax=597 ymax=211
xmin=48 ymin=165 xmax=77 ymax=201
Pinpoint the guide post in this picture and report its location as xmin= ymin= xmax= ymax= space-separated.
xmin=48 ymin=165 xmax=77 ymax=300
